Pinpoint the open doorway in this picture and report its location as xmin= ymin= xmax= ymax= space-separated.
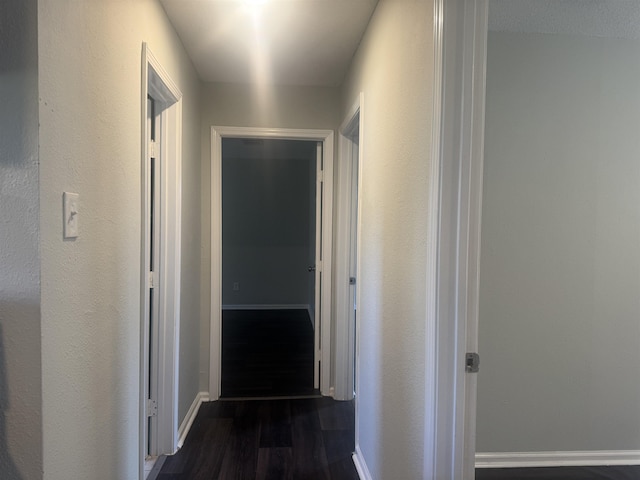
xmin=209 ymin=127 xmax=334 ymax=401
xmin=476 ymin=2 xmax=640 ymax=477
xmin=220 ymin=138 xmax=319 ymax=397
xmin=335 ymin=95 xmax=363 ymax=403
xmin=430 ymin=1 xmax=640 ymax=477
xmin=140 ymin=44 xmax=183 ymax=478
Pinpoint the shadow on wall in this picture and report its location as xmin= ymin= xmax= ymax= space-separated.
xmin=0 ymin=325 xmax=23 ymax=480
xmin=1 ymin=0 xmax=38 ymax=478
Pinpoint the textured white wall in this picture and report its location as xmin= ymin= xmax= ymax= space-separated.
xmin=0 ymin=0 xmax=43 ymax=478
xmin=199 ymin=83 xmax=340 ymax=390
xmin=340 ymin=0 xmax=433 ymax=477
xmin=37 ymin=1 xmax=201 ymax=478
xmin=477 ymin=31 xmax=640 ymax=453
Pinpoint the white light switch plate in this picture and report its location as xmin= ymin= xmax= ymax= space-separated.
xmin=63 ymin=192 xmax=79 ymax=239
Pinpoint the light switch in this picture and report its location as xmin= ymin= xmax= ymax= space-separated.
xmin=63 ymin=192 xmax=79 ymax=239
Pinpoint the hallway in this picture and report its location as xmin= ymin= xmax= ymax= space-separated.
xmin=5 ymin=0 xmax=437 ymax=477
xmin=152 ymin=397 xmax=358 ymax=480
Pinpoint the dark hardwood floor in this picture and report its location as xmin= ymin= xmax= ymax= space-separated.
xmin=222 ymin=309 xmax=315 ymax=398
xmin=475 ymin=466 xmax=640 ymax=480
xmin=154 ymin=397 xmax=358 ymax=480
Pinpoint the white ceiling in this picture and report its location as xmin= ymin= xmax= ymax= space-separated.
xmin=489 ymin=0 xmax=640 ymax=39
xmin=159 ymin=0 xmax=379 ymax=87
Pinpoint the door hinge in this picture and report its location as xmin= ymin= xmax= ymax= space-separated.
xmin=318 ymin=170 xmax=324 ymax=182
xmin=149 ymin=139 xmax=156 ymax=158
xmin=147 ymin=399 xmax=157 ymax=417
xmin=465 ymin=352 xmax=480 ymax=373
xmin=148 ymin=271 xmax=155 ymax=289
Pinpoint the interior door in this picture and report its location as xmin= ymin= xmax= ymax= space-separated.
xmin=307 ymin=145 xmax=316 ymax=331
xmin=146 ymin=95 xmax=161 ymax=457
xmin=348 ymin=136 xmax=359 ymax=392
xmin=313 ymin=141 xmax=323 ymax=389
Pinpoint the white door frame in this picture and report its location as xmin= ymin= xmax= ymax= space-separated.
xmin=426 ymin=1 xmax=488 ymax=479
xmin=140 ymin=43 xmax=183 ymax=477
xmin=334 ymin=93 xmax=364 ymax=401
xmin=209 ymin=126 xmax=334 ymax=400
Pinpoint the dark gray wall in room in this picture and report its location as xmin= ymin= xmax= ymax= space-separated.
xmin=222 ymin=139 xmax=316 ymax=307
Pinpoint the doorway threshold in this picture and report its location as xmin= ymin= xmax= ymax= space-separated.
xmin=220 ymin=390 xmax=322 ymax=401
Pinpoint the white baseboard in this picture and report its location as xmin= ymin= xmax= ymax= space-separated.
xmin=352 ymin=445 xmax=373 ymax=480
xmin=222 ymin=304 xmax=309 ymax=311
xmin=177 ymin=391 xmax=209 ymax=449
xmin=475 ymin=450 xmax=640 ymax=469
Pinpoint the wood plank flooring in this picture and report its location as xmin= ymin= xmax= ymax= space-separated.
xmin=475 ymin=466 xmax=640 ymax=480
xmin=155 ymin=397 xmax=358 ymax=480
xmin=222 ymin=309 xmax=315 ymax=398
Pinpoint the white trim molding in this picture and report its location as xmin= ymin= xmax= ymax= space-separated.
xmin=177 ymin=392 xmax=210 ymax=449
xmin=425 ymin=1 xmax=489 ymax=479
xmin=209 ymin=126 xmax=335 ymax=400
xmin=140 ymin=43 xmax=183 ymax=478
xmin=335 ymin=92 xmax=363 ymax=402
xmin=352 ymin=446 xmax=373 ymax=480
xmin=476 ymin=451 xmax=640 ymax=469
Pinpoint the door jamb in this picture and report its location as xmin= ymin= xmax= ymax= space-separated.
xmin=426 ymin=1 xmax=488 ymax=479
xmin=209 ymin=126 xmax=334 ymax=400
xmin=335 ymin=93 xmax=364 ymax=402
xmin=140 ymin=43 xmax=183 ymax=477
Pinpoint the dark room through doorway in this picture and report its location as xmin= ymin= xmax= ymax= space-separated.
xmin=220 ymin=138 xmax=320 ymax=398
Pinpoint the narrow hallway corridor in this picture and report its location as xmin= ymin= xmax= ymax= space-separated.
xmin=152 ymin=397 xmax=358 ymax=479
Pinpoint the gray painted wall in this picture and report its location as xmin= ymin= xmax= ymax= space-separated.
xmin=0 ymin=0 xmax=43 ymax=478
xmin=37 ymin=1 xmax=201 ymax=477
xmin=477 ymin=31 xmax=640 ymax=453
xmin=222 ymin=139 xmax=316 ymax=307
xmin=341 ymin=0 xmax=433 ymax=477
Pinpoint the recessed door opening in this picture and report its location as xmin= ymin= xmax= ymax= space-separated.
xmin=146 ymin=94 xmax=161 ymax=459
xmin=209 ymin=127 xmax=334 ymax=402
xmin=220 ymin=138 xmax=320 ymax=398
xmin=140 ymin=44 xmax=183 ymax=480
xmin=336 ymin=96 xmax=362 ymax=404
xmin=336 ymin=96 xmax=363 ymax=475
xmin=475 ymin=3 xmax=640 ymax=478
